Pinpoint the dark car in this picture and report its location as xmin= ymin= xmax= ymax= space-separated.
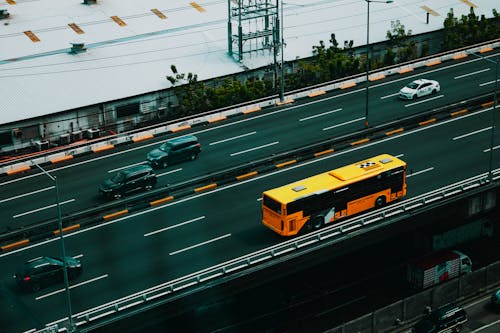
xmin=491 ymin=289 xmax=500 ymax=310
xmin=99 ymin=164 xmax=157 ymax=199
xmin=412 ymin=303 xmax=467 ymax=333
xmin=147 ymin=135 xmax=201 ymax=169
xmin=14 ymin=256 xmax=82 ymax=292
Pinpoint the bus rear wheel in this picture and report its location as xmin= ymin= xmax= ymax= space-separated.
xmin=375 ymin=196 xmax=386 ymax=208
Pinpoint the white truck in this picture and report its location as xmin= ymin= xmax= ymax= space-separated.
xmin=407 ymin=250 xmax=472 ymax=289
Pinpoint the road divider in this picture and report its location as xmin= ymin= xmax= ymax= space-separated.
xmin=6 ymin=165 xmax=31 ymax=175
xmin=50 ymin=155 xmax=74 ymax=164
xmin=132 ymin=133 xmax=154 ymax=143
xmin=194 ymin=183 xmax=217 ymax=193
xmin=92 ymin=144 xmax=115 ymax=153
xmin=1 ymin=239 xmax=29 ymax=251
xmin=103 ymin=210 xmax=129 ymax=221
xmin=236 ymin=171 xmax=258 ymax=181
xmin=53 ymin=224 xmax=80 ymax=236
xmin=276 ymin=160 xmax=297 ymax=168
xmin=150 ymin=196 xmax=174 ymax=206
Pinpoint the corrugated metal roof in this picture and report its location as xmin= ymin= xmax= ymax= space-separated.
xmin=0 ymin=0 xmax=497 ymax=124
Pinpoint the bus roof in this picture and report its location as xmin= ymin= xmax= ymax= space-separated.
xmin=263 ymin=154 xmax=406 ymax=204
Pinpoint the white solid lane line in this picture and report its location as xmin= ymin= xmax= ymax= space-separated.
xmin=144 ymin=216 xmax=206 ymax=237
xmin=108 ymin=162 xmax=149 ymax=173
xmin=230 ymin=142 xmax=279 ymax=156
xmin=0 ymin=186 xmax=55 ymax=204
xmin=36 ymin=274 xmax=109 ymax=301
xmin=323 ymin=117 xmax=365 ymax=131
xmin=13 ymin=199 xmax=76 ymax=218
xmin=380 ymin=92 xmax=399 ymax=99
xmin=479 ymin=78 xmax=500 ymax=87
xmin=169 ymin=233 xmax=231 ymax=256
xmin=453 ymin=127 xmax=492 ymax=140
xmin=404 ymin=94 xmax=444 ymax=107
xmin=483 ymin=145 xmax=500 ymax=153
xmin=454 ymin=68 xmax=490 ymax=79
xmin=299 ymin=108 xmax=342 ymax=121
xmin=209 ymin=131 xmax=257 ymax=145
xmin=406 ymin=167 xmax=434 ymax=178
xmin=156 ymin=168 xmax=182 ymax=177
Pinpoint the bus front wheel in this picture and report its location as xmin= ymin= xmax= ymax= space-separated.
xmin=312 ymin=215 xmax=324 ymax=230
xmin=375 ymin=196 xmax=386 ymax=208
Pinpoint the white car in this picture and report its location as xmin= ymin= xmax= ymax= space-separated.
xmin=399 ymin=79 xmax=440 ymax=100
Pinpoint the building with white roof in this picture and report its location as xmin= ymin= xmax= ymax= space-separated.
xmin=0 ymin=0 xmax=497 ymax=150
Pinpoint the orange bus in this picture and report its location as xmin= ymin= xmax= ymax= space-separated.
xmin=262 ymin=154 xmax=407 ymax=236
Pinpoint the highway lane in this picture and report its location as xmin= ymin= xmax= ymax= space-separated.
xmin=0 ymin=104 xmax=498 ymax=332
xmin=1 ymin=52 xmax=498 ymax=230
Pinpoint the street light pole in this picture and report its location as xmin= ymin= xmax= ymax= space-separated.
xmin=279 ymin=0 xmax=285 ymax=102
xmin=33 ymin=162 xmax=74 ymax=331
xmin=364 ymin=0 xmax=393 ymax=128
xmin=489 ymin=56 xmax=498 ymax=181
xmin=467 ymin=53 xmax=498 ymax=181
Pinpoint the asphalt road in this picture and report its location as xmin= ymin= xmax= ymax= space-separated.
xmin=1 ymin=52 xmax=498 ymax=229
xmin=0 ymin=52 xmax=499 ymax=332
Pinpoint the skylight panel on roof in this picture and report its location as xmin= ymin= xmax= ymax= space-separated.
xmin=190 ymin=2 xmax=206 ymax=13
xmin=110 ymin=16 xmax=126 ymax=27
xmin=23 ymin=31 xmax=40 ymax=42
xmin=151 ymin=9 xmax=167 ymax=20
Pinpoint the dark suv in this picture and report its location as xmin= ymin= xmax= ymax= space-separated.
xmin=99 ymin=164 xmax=157 ymax=199
xmin=14 ymin=256 xmax=82 ymax=292
xmin=412 ymin=303 xmax=467 ymax=333
xmin=147 ymin=135 xmax=201 ymax=169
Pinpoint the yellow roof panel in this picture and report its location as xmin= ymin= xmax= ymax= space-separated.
xmin=264 ymin=154 xmax=405 ymax=204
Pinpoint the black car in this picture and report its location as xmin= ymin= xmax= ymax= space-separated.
xmin=147 ymin=135 xmax=201 ymax=169
xmin=412 ymin=303 xmax=467 ymax=333
xmin=14 ymin=256 xmax=82 ymax=292
xmin=491 ymin=289 xmax=500 ymax=311
xmin=99 ymin=164 xmax=157 ymax=199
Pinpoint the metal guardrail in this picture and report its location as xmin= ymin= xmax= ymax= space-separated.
xmin=41 ymin=168 xmax=500 ymax=332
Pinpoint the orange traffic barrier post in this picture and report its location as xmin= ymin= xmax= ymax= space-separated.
xmin=452 ymin=52 xmax=467 ymax=60
xmin=194 ymin=183 xmax=217 ymax=193
xmin=6 ymin=165 xmax=31 ymax=175
xmin=50 ymin=155 xmax=74 ymax=164
xmin=276 ymin=99 xmax=294 ymax=106
xmin=243 ymin=106 xmax=261 ymax=114
xmin=425 ymin=60 xmax=441 ymax=67
xmin=398 ymin=67 xmax=414 ymax=74
xmin=419 ymin=118 xmax=436 ymax=126
xmin=150 ymin=196 xmax=174 ymax=206
xmin=171 ymin=125 xmax=191 ymax=133
xmin=314 ymin=149 xmax=334 ymax=157
xmin=92 ymin=144 xmax=114 ymax=153
xmin=479 ymin=47 xmax=493 ymax=53
xmin=386 ymin=128 xmax=404 ymax=136
xmin=451 ymin=109 xmax=468 ymax=117
xmin=208 ymin=116 xmax=227 ymax=123
xmin=53 ymin=224 xmax=80 ymax=236
xmin=103 ymin=210 xmax=129 ymax=220
xmin=132 ymin=133 xmax=154 ymax=143
xmin=369 ymin=74 xmax=385 ymax=81
xmin=351 ymin=138 xmax=370 ymax=146
xmin=236 ymin=171 xmax=258 ymax=181
xmin=1 ymin=239 xmax=29 ymax=252
xmin=308 ymin=91 xmax=326 ymax=98
xmin=276 ymin=160 xmax=297 ymax=168
xmin=340 ymin=82 xmax=356 ymax=89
